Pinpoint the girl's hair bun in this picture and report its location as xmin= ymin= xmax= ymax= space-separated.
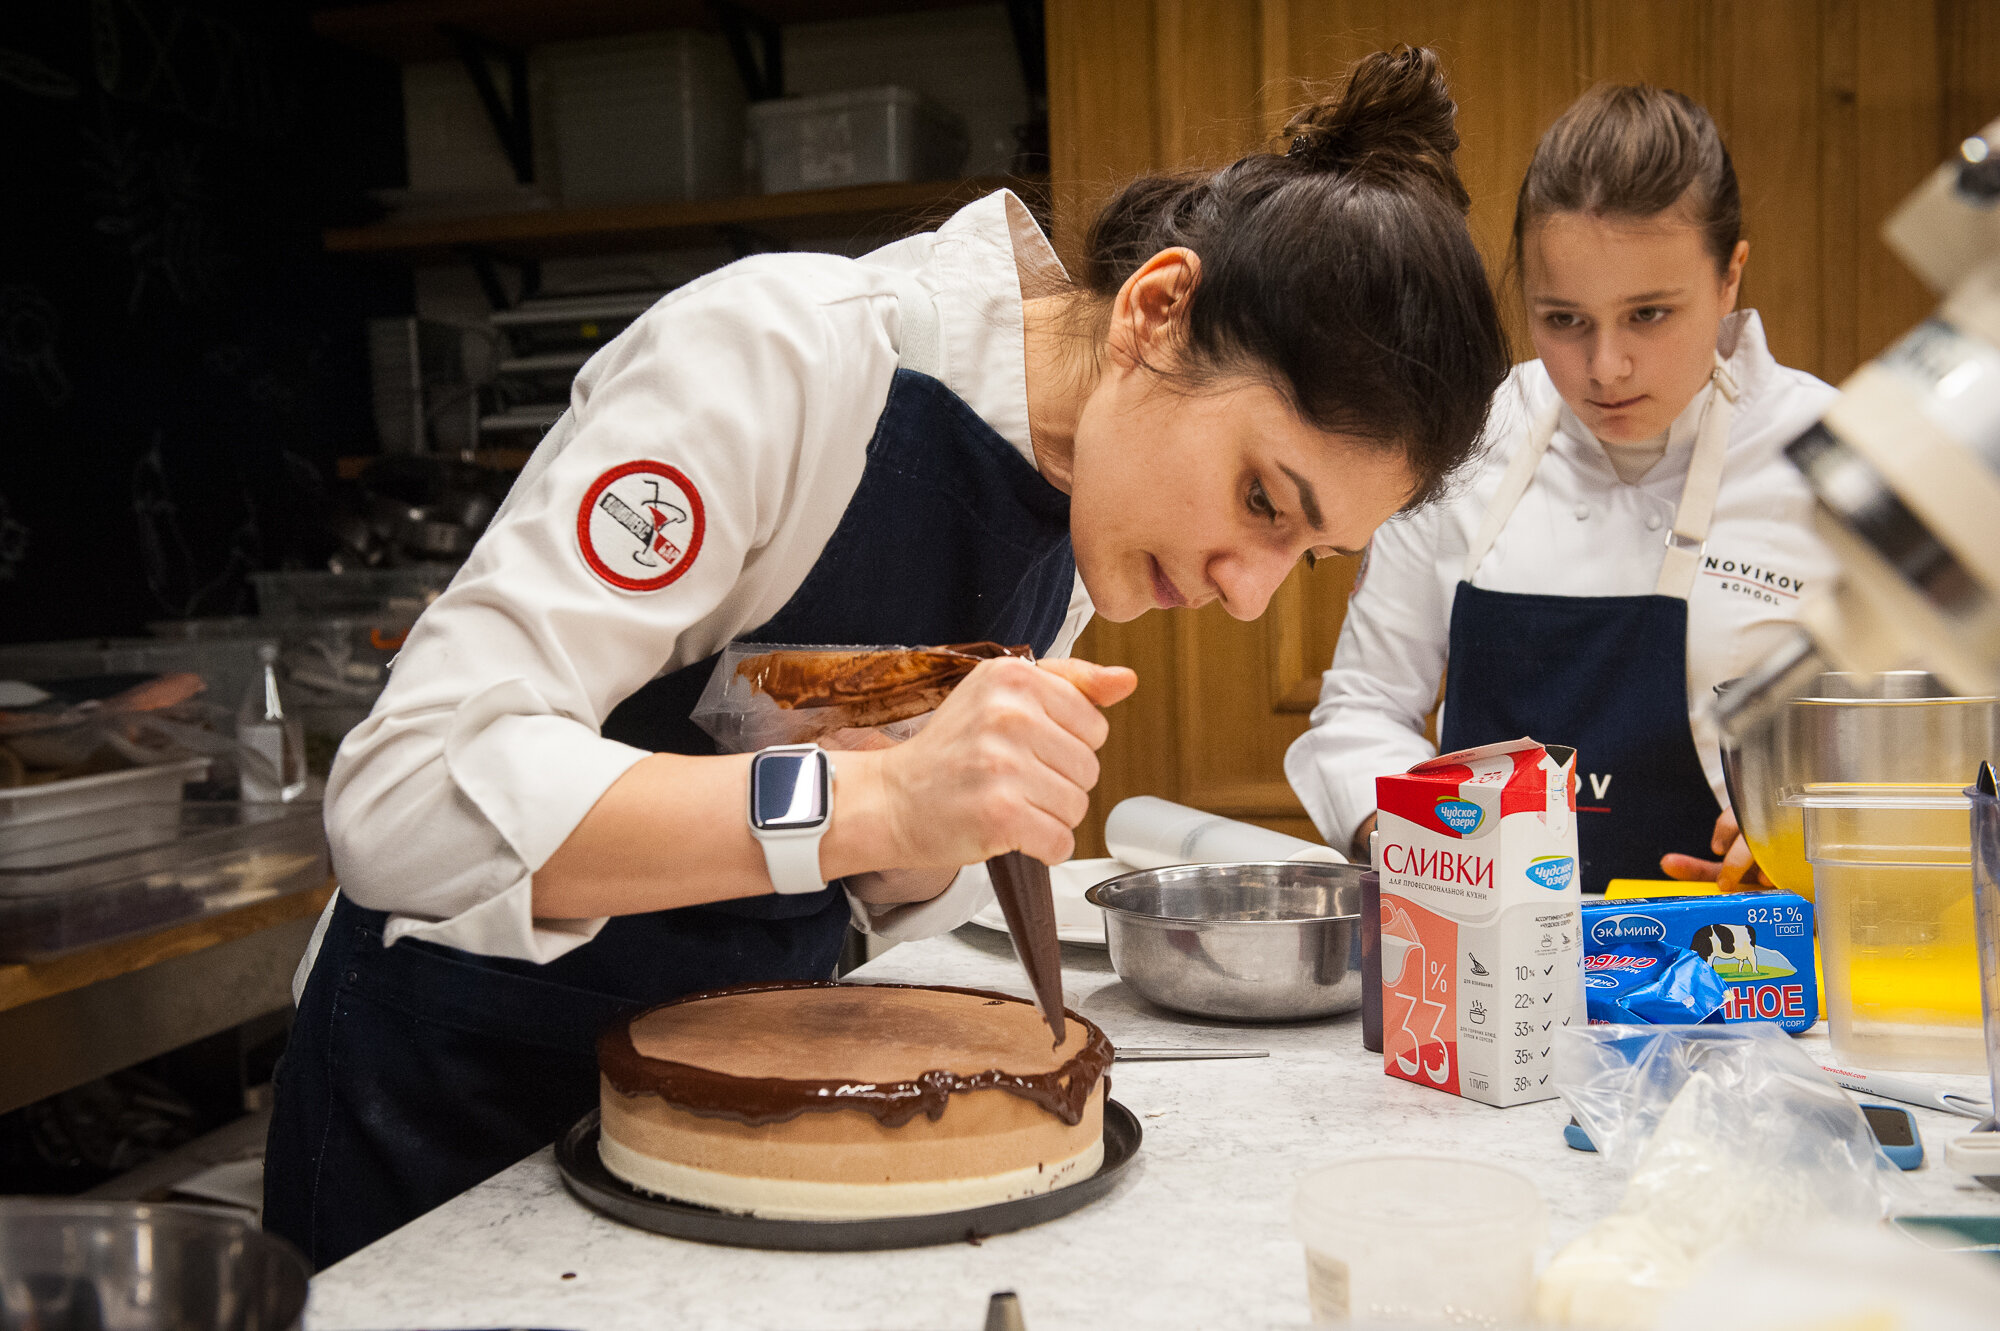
xmin=1281 ymin=46 xmax=1470 ymax=214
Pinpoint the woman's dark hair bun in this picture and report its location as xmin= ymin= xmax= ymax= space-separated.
xmin=1281 ymin=46 xmax=1470 ymax=214
xmin=1076 ymin=44 xmax=1508 ymax=511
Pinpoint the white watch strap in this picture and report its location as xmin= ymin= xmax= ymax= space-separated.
xmin=761 ymin=830 xmax=827 ymax=895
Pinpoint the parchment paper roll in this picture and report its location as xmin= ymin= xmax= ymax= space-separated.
xmin=1104 ymin=796 xmax=1347 ymax=870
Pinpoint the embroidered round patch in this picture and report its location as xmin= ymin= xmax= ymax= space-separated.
xmin=576 ymin=461 xmax=706 ymax=592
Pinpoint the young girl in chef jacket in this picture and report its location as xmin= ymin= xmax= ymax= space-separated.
xmin=266 ymin=48 xmax=1511 ymax=1268
xmin=1285 ymin=83 xmax=1838 ymax=893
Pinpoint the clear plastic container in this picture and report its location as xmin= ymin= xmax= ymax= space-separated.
xmin=1795 ymin=782 xmax=1983 ymax=1073
xmin=748 ymin=86 xmax=968 ymax=194
xmin=0 ymin=801 xmax=328 ymax=961
xmin=1968 ymin=772 xmax=2000 ymax=1117
xmin=247 ymin=565 xmax=455 ymax=619
xmin=0 ymin=637 xmax=275 ymax=716
xmin=1291 ymin=1154 xmax=1544 ymax=1324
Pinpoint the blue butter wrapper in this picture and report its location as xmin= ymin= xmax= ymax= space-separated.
xmin=1582 ymin=892 xmax=1818 ymax=1032
xmin=1583 ymin=937 xmax=1728 ymax=1024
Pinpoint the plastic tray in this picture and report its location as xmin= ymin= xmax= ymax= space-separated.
xmin=0 ymin=759 xmax=209 ymax=838
xmin=0 ymin=801 xmax=328 ymax=961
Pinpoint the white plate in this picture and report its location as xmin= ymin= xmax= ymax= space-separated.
xmin=964 ymin=857 xmax=1133 ymax=948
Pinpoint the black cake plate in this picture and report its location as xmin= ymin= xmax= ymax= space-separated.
xmin=555 ymin=1099 xmax=1141 ymax=1252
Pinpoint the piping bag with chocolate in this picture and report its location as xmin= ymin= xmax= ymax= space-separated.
xmin=691 ymin=641 xmax=1069 ymax=1045
xmin=984 ymin=850 xmax=1066 ymax=1047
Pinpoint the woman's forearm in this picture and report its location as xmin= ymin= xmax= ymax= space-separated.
xmin=530 ymin=748 xmax=899 ymax=919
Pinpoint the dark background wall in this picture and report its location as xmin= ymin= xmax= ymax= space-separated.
xmin=0 ymin=0 xmax=404 ymax=644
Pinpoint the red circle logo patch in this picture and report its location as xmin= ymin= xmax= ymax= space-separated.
xmin=576 ymin=461 xmax=706 ymax=592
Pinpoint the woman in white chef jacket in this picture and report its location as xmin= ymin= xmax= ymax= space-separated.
xmin=1286 ymin=83 xmax=1837 ymax=893
xmin=265 ymin=48 xmax=1512 ymax=1268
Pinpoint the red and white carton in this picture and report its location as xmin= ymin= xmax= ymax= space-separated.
xmin=1373 ymin=738 xmax=1585 ymax=1107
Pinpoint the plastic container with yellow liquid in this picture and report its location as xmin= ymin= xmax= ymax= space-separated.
xmin=1794 ymin=783 xmax=1983 ymax=1073
xmin=1716 ymin=671 xmax=2000 ymax=906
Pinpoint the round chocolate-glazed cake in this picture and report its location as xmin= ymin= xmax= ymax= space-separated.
xmin=596 ymin=981 xmax=1113 ymax=1220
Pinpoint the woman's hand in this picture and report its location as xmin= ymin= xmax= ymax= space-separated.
xmin=1659 ymin=808 xmax=1767 ymax=890
xmin=861 ymin=656 xmax=1136 ymax=871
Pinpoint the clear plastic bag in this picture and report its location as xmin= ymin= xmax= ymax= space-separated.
xmin=1536 ymin=1024 xmax=1906 ymax=1328
xmin=689 ymin=641 xmax=1028 ymax=753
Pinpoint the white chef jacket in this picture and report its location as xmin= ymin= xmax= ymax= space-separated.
xmin=1284 ymin=310 xmax=1838 ymax=853
xmin=321 ymin=190 xmax=1093 ymax=965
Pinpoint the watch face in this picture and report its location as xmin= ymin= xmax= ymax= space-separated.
xmin=752 ymin=751 xmax=828 ymax=830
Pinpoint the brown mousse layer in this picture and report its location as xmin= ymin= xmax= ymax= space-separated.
xmin=598 ymin=981 xmax=1112 ymax=1129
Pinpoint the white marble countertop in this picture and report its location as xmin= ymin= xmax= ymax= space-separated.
xmin=306 ymin=926 xmax=2000 ymax=1331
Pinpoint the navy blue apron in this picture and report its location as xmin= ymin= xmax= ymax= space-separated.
xmin=265 ymin=291 xmax=1078 ymax=1269
xmin=1438 ymin=367 xmax=1737 ymax=895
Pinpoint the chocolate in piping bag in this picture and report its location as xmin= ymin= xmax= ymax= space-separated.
xmin=986 ymin=850 xmax=1065 ymax=1046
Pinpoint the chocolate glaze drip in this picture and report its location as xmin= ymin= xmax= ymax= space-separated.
xmin=986 ymin=852 xmax=1066 ymax=1047
xmin=599 ymin=981 xmax=1113 ymax=1129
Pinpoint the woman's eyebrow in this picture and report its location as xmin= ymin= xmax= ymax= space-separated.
xmin=1532 ymin=288 xmax=1686 ymax=307
xmin=1277 ymin=462 xmax=1324 ymax=531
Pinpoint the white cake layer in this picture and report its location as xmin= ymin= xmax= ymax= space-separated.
xmin=597 ymin=1133 xmax=1105 ymax=1220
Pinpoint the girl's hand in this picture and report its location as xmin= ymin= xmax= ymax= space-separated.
xmin=1659 ymin=807 xmax=1767 ymax=890
xmin=867 ymin=656 xmax=1136 ymax=870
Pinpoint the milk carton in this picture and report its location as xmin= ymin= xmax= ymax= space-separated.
xmin=1374 ymin=738 xmax=1585 ymax=1107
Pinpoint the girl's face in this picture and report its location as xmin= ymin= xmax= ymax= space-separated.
xmin=1522 ymin=211 xmax=1748 ymax=444
xmin=1066 ymin=365 xmax=1415 ymax=625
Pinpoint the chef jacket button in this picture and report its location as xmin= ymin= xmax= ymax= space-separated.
xmin=1573 ymin=503 xmax=1590 ymax=521
xmin=1646 ymin=513 xmax=1663 ymax=531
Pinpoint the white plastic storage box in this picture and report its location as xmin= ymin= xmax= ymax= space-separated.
xmin=0 ymin=800 xmax=328 ymax=961
xmin=748 ymin=87 xmax=968 ymax=194
xmin=540 ymin=31 xmax=745 ymax=205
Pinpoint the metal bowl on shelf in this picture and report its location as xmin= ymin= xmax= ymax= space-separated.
xmin=1084 ymin=861 xmax=1365 ymax=1021
xmin=0 ymin=1201 xmax=308 ymax=1331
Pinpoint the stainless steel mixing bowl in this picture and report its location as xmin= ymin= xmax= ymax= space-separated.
xmin=1084 ymin=861 xmax=1364 ymax=1021
xmin=1716 ymin=670 xmax=2000 ymax=898
xmin=0 ymin=1201 xmax=308 ymax=1331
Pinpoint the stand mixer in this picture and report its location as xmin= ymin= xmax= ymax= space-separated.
xmin=1717 ymin=115 xmax=2000 ymax=1137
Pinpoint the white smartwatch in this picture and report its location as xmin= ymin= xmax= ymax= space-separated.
xmin=748 ymin=744 xmax=834 ymax=895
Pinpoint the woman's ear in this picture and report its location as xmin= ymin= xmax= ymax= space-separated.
xmin=1719 ymin=238 xmax=1749 ymax=310
xmin=1105 ymin=248 xmax=1201 ymax=370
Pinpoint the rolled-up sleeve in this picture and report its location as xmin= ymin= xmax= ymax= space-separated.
xmin=1284 ymin=508 xmax=1455 ymax=852
xmin=326 ymin=262 xmax=883 ymax=961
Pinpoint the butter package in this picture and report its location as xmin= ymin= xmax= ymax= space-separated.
xmin=1582 ymin=936 xmax=1728 ymax=1025
xmin=1374 ymin=738 xmax=1585 ymax=1107
xmin=1581 ymin=891 xmax=1818 ymax=1033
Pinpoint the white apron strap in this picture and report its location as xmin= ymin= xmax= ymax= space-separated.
xmin=890 ymin=277 xmax=945 ymax=379
xmin=1653 ymin=355 xmax=1739 ymax=599
xmin=1462 ymin=399 xmax=1561 ymax=581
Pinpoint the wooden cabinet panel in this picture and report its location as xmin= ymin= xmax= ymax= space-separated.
xmin=1051 ymin=0 xmax=2000 ymax=858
